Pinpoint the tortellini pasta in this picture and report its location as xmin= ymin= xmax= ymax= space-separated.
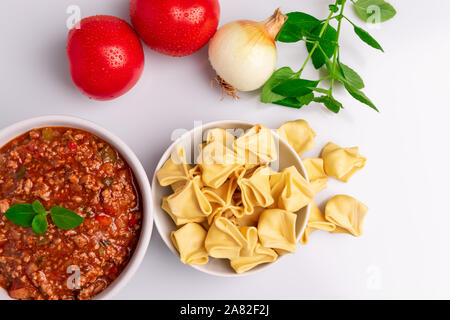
xmin=270 ymin=166 xmax=314 ymax=212
xmin=301 ymin=158 xmax=328 ymax=194
xmin=321 ymin=142 xmax=366 ymax=182
xmin=156 ymin=145 xmax=192 ymax=186
xmin=157 ymin=120 xmax=369 ymax=272
xmin=199 ymin=128 xmax=242 ymax=188
xmin=230 ymin=244 xmax=278 ymax=274
xmin=300 ymin=202 xmax=336 ymax=245
xmin=277 ymin=119 xmax=316 ymax=157
xmin=162 ymin=175 xmax=212 ymax=226
xmin=325 ymin=195 xmax=368 ymax=237
xmin=238 ymin=226 xmax=259 ymax=257
xmin=204 ymin=217 xmax=248 ymax=259
xmin=171 ymin=223 xmax=209 ymax=265
xmin=258 ymin=209 xmax=298 ymax=253
xmin=203 ymin=176 xmax=243 ymax=225
xmin=234 ymin=124 xmax=277 ymax=164
xmin=157 ymin=125 xmax=304 ymax=273
xmin=237 ymin=166 xmax=274 ymax=215
xmin=234 ymin=206 xmax=264 ymax=227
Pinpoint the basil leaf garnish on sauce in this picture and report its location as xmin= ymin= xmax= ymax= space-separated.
xmin=50 ymin=206 xmax=84 ymax=230
xmin=4 ymin=200 xmax=84 ymax=235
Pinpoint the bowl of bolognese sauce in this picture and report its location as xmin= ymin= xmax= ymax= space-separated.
xmin=0 ymin=115 xmax=152 ymax=300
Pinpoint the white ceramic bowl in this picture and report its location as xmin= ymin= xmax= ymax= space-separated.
xmin=152 ymin=120 xmax=310 ymax=277
xmin=0 ymin=115 xmax=153 ymax=300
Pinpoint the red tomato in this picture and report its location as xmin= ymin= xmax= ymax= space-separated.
xmin=130 ymin=0 xmax=220 ymax=57
xmin=67 ymin=141 xmax=77 ymax=152
xmin=128 ymin=216 xmax=139 ymax=227
xmin=67 ymin=15 xmax=145 ymax=101
xmin=96 ymin=215 xmax=112 ymax=227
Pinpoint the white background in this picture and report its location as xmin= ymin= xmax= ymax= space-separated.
xmin=0 ymin=0 xmax=449 ymax=299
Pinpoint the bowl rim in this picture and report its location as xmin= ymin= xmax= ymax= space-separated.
xmin=0 ymin=115 xmax=153 ymax=300
xmin=151 ymin=120 xmax=310 ymax=277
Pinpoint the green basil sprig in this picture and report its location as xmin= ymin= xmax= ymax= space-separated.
xmin=353 ymin=0 xmax=396 ymax=23
xmin=5 ymin=200 xmax=84 ymax=235
xmin=261 ymin=0 xmax=396 ymax=113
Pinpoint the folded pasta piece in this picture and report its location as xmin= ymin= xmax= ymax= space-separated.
xmin=234 ymin=124 xmax=277 ymax=165
xmin=239 ymin=226 xmax=258 ymax=257
xmin=238 ymin=166 xmax=274 ymax=215
xmin=277 ymin=120 xmax=316 ymax=157
xmin=206 ymin=205 xmax=237 ymax=226
xmin=258 ymin=209 xmax=297 ymax=253
xmin=190 ymin=164 xmax=202 ymax=177
xmin=203 ymin=175 xmax=239 ymax=205
xmin=321 ymin=142 xmax=366 ymax=182
xmin=325 ymin=195 xmax=368 ymax=237
xmin=200 ymin=219 xmax=210 ymax=231
xmin=201 ymin=162 xmax=242 ymax=189
xmin=170 ymin=180 xmax=187 ymax=193
xmin=205 ymin=217 xmax=248 ymax=259
xmin=203 ymin=177 xmax=244 ymax=224
xmin=198 ymin=129 xmax=242 ymax=189
xmin=234 ymin=206 xmax=264 ymax=227
xmin=199 ymin=130 xmax=237 ymax=165
xmin=230 ymin=244 xmax=278 ymax=274
xmin=171 ymin=223 xmax=209 ymax=265
xmin=156 ymin=145 xmax=192 ymax=186
xmin=170 ymin=165 xmax=202 ymax=193
xmin=300 ymin=202 xmax=336 ymax=245
xmin=205 ymin=128 xmax=236 ymax=149
xmin=270 ymin=166 xmax=314 ymax=212
xmin=302 ymin=158 xmax=328 ymax=194
xmin=164 ymin=175 xmax=212 ymax=226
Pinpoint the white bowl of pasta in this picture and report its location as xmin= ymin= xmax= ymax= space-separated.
xmin=151 ymin=120 xmax=311 ymax=277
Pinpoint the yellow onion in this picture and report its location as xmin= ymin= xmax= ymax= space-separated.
xmin=208 ymin=9 xmax=287 ymax=98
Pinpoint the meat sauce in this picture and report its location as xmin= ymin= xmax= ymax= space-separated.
xmin=0 ymin=127 xmax=142 ymax=300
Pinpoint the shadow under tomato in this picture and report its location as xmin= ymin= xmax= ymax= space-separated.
xmin=46 ymin=36 xmax=80 ymax=95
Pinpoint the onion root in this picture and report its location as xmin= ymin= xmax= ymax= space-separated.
xmin=213 ymin=76 xmax=239 ymax=100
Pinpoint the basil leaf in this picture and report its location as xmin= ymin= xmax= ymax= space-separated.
xmin=328 ymin=61 xmax=365 ymax=90
xmin=261 ymin=67 xmax=297 ymax=103
xmin=274 ymin=93 xmax=314 ymax=109
xmin=284 ymin=12 xmax=321 ymax=27
xmin=5 ymin=204 xmax=36 ymax=227
xmin=339 ymin=63 xmax=365 ymax=90
xmin=313 ymin=95 xmax=343 ymax=113
xmin=344 ymin=84 xmax=379 ymax=111
xmin=272 ymin=79 xmax=319 ymax=97
xmin=306 ymin=23 xmax=338 ymax=69
xmin=296 ymin=92 xmax=315 ymax=105
xmin=312 ymin=87 xmax=330 ymax=95
xmin=353 ymin=25 xmax=384 ymax=52
xmin=32 ymin=200 xmax=46 ymax=215
xmin=329 ymin=4 xmax=339 ymax=13
xmin=50 ymin=206 xmax=84 ymax=230
xmin=274 ymin=97 xmax=305 ymax=109
xmin=353 ymin=0 xmax=396 ymax=23
xmin=32 ymin=215 xmax=48 ymax=235
xmin=277 ymin=12 xmax=321 ymax=43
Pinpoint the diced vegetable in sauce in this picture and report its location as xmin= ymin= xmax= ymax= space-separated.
xmin=42 ymin=128 xmax=54 ymax=140
xmin=96 ymin=215 xmax=112 ymax=227
xmin=15 ymin=166 xmax=26 ymax=179
xmin=100 ymin=145 xmax=118 ymax=163
xmin=103 ymin=177 xmax=114 ymax=187
xmin=99 ymin=239 xmax=111 ymax=247
xmin=35 ymin=234 xmax=50 ymax=246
